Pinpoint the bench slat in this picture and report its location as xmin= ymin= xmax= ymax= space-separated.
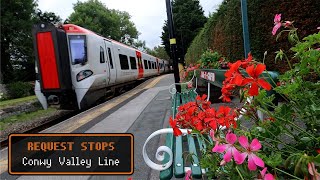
xmin=187 ymin=135 xmax=202 ymax=179
xmin=174 ymin=136 xmax=184 ymax=178
xmin=160 ymin=133 xmax=174 ymax=180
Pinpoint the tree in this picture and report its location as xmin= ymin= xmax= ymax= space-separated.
xmin=1 ymin=0 xmax=37 ymax=83
xmin=147 ymin=46 xmax=170 ymax=60
xmin=68 ymin=0 xmax=139 ymax=45
xmin=35 ymin=9 xmax=62 ymax=24
xmin=161 ymin=0 xmax=207 ymax=64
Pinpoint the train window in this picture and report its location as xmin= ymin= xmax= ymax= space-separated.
xmin=144 ymin=59 xmax=148 ymax=69
xmin=68 ymin=35 xmax=87 ymax=65
xmin=100 ymin=47 xmax=105 ymax=63
xmin=130 ymin=56 xmax=137 ymax=69
xmin=148 ymin=61 xmax=152 ymax=70
xmin=107 ymin=48 xmax=114 ymax=69
xmin=119 ymin=54 xmax=129 ymax=70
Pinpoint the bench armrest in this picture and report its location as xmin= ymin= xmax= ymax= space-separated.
xmin=142 ymin=128 xmax=190 ymax=171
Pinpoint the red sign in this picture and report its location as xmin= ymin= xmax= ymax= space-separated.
xmin=200 ymin=71 xmax=215 ymax=82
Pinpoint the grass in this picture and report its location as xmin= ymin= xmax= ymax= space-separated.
xmin=0 ymin=95 xmax=37 ymax=109
xmin=0 ymin=108 xmax=57 ymax=131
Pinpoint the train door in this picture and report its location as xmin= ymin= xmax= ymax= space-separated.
xmin=156 ymin=58 xmax=160 ymax=75
xmin=136 ymin=51 xmax=144 ymax=79
xmin=104 ymin=40 xmax=116 ymax=85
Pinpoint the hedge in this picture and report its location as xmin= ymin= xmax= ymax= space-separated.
xmin=185 ymin=0 xmax=320 ymax=73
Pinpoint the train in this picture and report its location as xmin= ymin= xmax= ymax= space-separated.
xmin=32 ymin=23 xmax=170 ymax=110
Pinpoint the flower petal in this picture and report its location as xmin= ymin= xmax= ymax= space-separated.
xmin=258 ymin=79 xmax=272 ymax=90
xmin=252 ymin=154 xmax=265 ymax=168
xmin=226 ymin=132 xmax=237 ymax=144
xmin=223 ymin=148 xmax=232 ymax=162
xmin=248 ymin=156 xmax=257 ymax=171
xmin=234 ymin=74 xmax=243 ymax=86
xmin=272 ymin=23 xmax=281 ymax=35
xmin=250 ymin=138 xmax=262 ymax=151
xmin=248 ymin=83 xmax=259 ymax=96
xmin=234 ymin=150 xmax=247 ymax=165
xmin=238 ymin=136 xmax=249 ymax=148
xmin=261 ymin=167 xmax=267 ymax=177
xmin=254 ymin=64 xmax=266 ymax=77
xmin=264 ymin=174 xmax=275 ymax=180
xmin=246 ymin=65 xmax=255 ymax=77
xmin=173 ymin=127 xmax=182 ymax=136
xmin=209 ymin=120 xmax=217 ymax=130
xmin=274 ymin=14 xmax=281 ymax=23
xmin=212 ymin=142 xmax=226 ymax=153
xmin=185 ymin=169 xmax=192 ymax=180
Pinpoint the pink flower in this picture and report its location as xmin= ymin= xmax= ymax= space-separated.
xmin=259 ymin=167 xmax=275 ymax=180
xmin=237 ymin=136 xmax=265 ymax=171
xmin=212 ymin=132 xmax=244 ymax=164
xmin=272 ymin=14 xmax=282 ymax=35
xmin=185 ymin=169 xmax=192 ymax=180
xmin=283 ymin=21 xmax=293 ymax=28
xmin=308 ymin=162 xmax=320 ymax=180
xmin=317 ymin=27 xmax=320 ymax=30
xmin=209 ymin=129 xmax=219 ymax=141
xmin=187 ymin=82 xmax=193 ymax=89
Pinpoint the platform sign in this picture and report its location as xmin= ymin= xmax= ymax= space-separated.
xmin=200 ymin=71 xmax=215 ymax=82
xmin=8 ymin=133 xmax=133 ymax=175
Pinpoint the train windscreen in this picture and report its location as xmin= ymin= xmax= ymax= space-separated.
xmin=68 ymin=35 xmax=87 ymax=65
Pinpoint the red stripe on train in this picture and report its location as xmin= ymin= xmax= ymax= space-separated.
xmin=37 ymin=32 xmax=60 ymax=89
xmin=136 ymin=51 xmax=144 ymax=79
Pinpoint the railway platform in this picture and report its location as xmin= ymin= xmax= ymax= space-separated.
xmin=0 ymin=74 xmax=178 ymax=180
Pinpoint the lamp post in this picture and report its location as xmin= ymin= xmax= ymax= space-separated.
xmin=240 ymin=0 xmax=251 ymax=58
xmin=165 ymin=0 xmax=181 ymax=92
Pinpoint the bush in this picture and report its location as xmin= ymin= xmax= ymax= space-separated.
xmin=185 ymin=0 xmax=320 ymax=73
xmin=198 ymin=49 xmax=224 ymax=69
xmin=6 ymin=82 xmax=34 ymax=99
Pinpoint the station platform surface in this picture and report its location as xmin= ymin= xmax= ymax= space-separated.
xmin=1 ymin=74 xmax=176 ymax=180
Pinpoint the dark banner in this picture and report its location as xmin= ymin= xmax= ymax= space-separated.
xmin=9 ymin=134 xmax=133 ymax=175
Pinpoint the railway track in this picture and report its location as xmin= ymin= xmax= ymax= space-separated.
xmin=0 ymin=79 xmax=147 ymax=149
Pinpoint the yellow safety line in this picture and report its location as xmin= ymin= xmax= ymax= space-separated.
xmin=0 ymin=75 xmax=167 ymax=174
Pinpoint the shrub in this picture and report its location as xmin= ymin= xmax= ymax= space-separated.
xmin=6 ymin=81 xmax=34 ymax=99
xmin=197 ymin=49 xmax=227 ymax=69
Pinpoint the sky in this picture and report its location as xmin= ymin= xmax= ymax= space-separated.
xmin=38 ymin=0 xmax=223 ymax=48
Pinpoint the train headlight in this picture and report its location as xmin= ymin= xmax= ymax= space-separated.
xmin=76 ymin=70 xmax=93 ymax=82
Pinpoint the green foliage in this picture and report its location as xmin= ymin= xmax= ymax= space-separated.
xmin=35 ymin=9 xmax=62 ymax=24
xmin=198 ymin=50 xmax=224 ymax=69
xmin=0 ymin=96 xmax=37 ymax=108
xmin=146 ymin=45 xmax=170 ymax=60
xmin=161 ymin=0 xmax=207 ymax=63
xmin=6 ymin=82 xmax=34 ymax=99
xmin=68 ymin=0 xmax=139 ymax=46
xmin=0 ymin=107 xmax=56 ymax=130
xmin=0 ymin=0 xmax=37 ymax=83
xmin=0 ymin=0 xmax=65 ymax=84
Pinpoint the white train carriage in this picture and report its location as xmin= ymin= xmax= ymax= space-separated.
xmin=32 ymin=23 xmax=170 ymax=110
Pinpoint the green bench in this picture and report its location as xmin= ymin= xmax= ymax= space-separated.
xmin=142 ymin=71 xmax=210 ymax=179
xmin=160 ymin=88 xmax=206 ymax=180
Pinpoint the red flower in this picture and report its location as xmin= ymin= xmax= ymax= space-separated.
xmin=169 ymin=116 xmax=182 ymax=136
xmin=241 ymin=53 xmax=253 ymax=68
xmin=216 ymin=106 xmax=237 ymax=128
xmin=242 ymin=64 xmax=272 ymax=96
xmin=196 ymin=94 xmax=211 ymax=109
